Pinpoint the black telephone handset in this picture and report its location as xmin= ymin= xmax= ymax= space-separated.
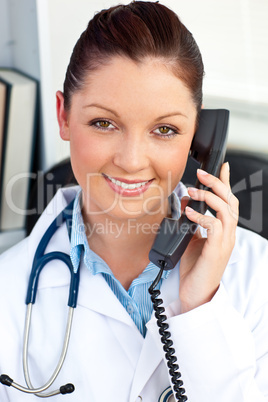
xmin=149 ymin=109 xmax=229 ymax=270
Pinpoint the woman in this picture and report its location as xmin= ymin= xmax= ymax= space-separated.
xmin=0 ymin=2 xmax=268 ymax=401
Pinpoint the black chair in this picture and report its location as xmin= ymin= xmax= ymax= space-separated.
xmin=26 ymin=149 xmax=268 ymax=239
xmin=227 ymin=149 xmax=268 ymax=238
xmin=26 ymin=158 xmax=77 ymax=235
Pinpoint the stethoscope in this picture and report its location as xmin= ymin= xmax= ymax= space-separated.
xmin=0 ymin=199 xmax=80 ymax=397
xmin=0 ymin=199 xmax=177 ymax=400
xmin=158 ymin=386 xmax=175 ymax=402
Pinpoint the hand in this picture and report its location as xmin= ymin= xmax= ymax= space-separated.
xmin=179 ymin=162 xmax=239 ymax=313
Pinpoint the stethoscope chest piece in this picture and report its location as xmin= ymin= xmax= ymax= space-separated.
xmin=159 ymin=386 xmax=175 ymax=402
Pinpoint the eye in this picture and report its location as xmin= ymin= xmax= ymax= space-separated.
xmin=152 ymin=125 xmax=179 ymax=138
xmin=89 ymin=119 xmax=116 ymax=131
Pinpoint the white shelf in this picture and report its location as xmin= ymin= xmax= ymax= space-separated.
xmin=0 ymin=229 xmax=25 ymax=254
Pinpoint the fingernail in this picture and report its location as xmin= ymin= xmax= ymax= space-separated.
xmin=188 ymin=187 xmax=198 ymax=193
xmin=186 ymin=206 xmax=194 ymax=213
xmin=197 ymin=168 xmax=208 ymax=175
xmin=225 ymin=161 xmax=230 ymax=171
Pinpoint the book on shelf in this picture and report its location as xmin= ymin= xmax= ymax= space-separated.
xmin=0 ymin=81 xmax=7 ymax=177
xmin=0 ymin=68 xmax=38 ymax=231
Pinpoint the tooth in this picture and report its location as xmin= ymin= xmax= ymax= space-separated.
xmin=107 ymin=176 xmax=149 ymax=189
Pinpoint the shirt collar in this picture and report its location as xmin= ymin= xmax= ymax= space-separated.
xmin=70 ymin=190 xmax=85 ymax=273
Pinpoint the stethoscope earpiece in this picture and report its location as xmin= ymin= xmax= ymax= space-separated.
xmin=59 ymin=383 xmax=75 ymax=394
xmin=0 ymin=374 xmax=13 ymax=387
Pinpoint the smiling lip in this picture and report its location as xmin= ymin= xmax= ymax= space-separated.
xmin=103 ymin=174 xmax=154 ymax=196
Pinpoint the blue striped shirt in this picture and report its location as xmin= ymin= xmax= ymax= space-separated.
xmin=70 ymin=188 xmax=182 ymax=336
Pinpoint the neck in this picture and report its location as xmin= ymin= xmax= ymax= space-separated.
xmin=82 ymin=210 xmax=165 ymax=252
xmin=81 ymin=204 xmax=169 ymax=289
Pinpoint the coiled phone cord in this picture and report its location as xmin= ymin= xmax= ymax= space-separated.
xmin=149 ymin=263 xmax=188 ymax=402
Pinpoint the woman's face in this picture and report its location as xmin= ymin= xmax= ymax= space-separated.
xmin=57 ymin=56 xmax=197 ymax=222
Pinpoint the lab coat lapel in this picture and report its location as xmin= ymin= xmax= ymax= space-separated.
xmin=77 ymin=259 xmax=141 ymax=328
xmin=35 ymin=242 xmax=140 ymax=328
xmin=129 ymin=326 xmax=163 ymax=401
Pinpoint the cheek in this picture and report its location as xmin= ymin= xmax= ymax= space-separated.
xmin=157 ymin=142 xmax=191 ymax=188
xmin=69 ymin=131 xmax=107 ymax=184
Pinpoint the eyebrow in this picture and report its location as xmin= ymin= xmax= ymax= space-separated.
xmin=155 ymin=111 xmax=187 ymax=121
xmin=83 ymin=103 xmax=120 ymax=117
xmin=83 ymin=103 xmax=187 ymax=120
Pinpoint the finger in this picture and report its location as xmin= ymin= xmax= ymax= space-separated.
xmin=187 ymin=188 xmax=238 ymax=249
xmin=196 ymin=168 xmax=237 ymax=211
xmin=188 ymin=186 xmax=239 ymax=226
xmin=185 ymin=206 xmax=223 ymax=245
xmin=185 ymin=203 xmax=236 ymax=262
xmin=193 ymin=226 xmax=203 ymax=239
xmin=219 ymin=162 xmax=231 ymax=188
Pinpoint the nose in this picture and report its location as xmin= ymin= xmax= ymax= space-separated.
xmin=113 ymin=132 xmax=150 ymax=173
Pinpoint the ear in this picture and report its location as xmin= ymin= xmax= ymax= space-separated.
xmin=56 ymin=90 xmax=70 ymax=141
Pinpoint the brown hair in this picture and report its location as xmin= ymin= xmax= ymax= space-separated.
xmin=63 ymin=1 xmax=204 ymax=112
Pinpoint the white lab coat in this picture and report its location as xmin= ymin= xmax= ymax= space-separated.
xmin=0 ymin=186 xmax=268 ymax=402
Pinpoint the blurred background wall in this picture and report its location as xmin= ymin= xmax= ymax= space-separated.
xmin=0 ymin=0 xmax=268 ymax=171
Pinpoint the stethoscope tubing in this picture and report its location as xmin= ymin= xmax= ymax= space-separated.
xmin=0 ymin=200 xmax=77 ymax=397
xmin=22 ymin=305 xmax=74 ymax=396
xmin=26 ymin=199 xmax=79 ymax=309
